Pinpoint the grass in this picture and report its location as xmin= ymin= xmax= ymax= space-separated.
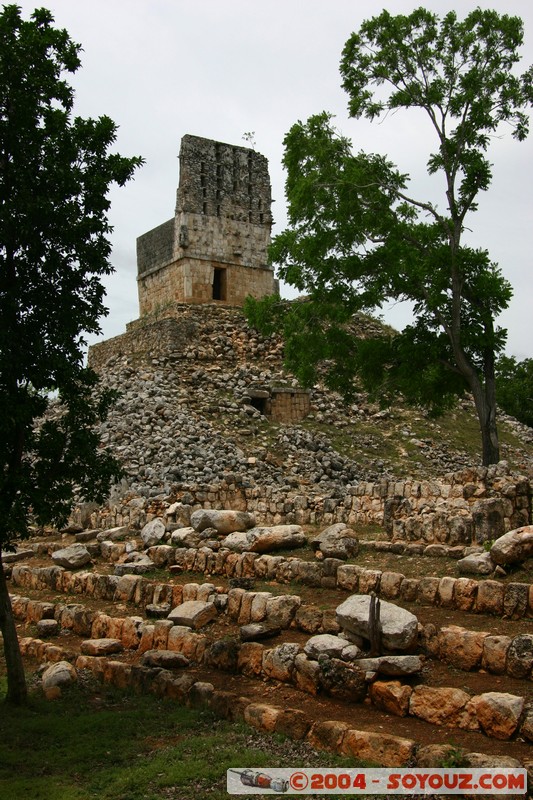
xmin=0 ymin=676 xmax=369 ymax=800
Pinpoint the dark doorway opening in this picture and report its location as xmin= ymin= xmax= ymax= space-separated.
xmin=249 ymin=396 xmax=268 ymax=415
xmin=212 ymin=267 xmax=227 ymax=301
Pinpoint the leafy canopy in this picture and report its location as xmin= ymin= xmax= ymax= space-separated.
xmin=247 ymin=7 xmax=531 ymax=449
xmin=0 ymin=5 xmax=143 ymax=547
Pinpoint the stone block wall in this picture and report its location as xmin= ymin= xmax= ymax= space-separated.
xmin=270 ymin=388 xmax=311 ymax=423
xmin=136 ymin=135 xmax=276 ymax=314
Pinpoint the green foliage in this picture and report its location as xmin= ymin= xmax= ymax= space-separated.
xmin=0 ymin=6 xmax=143 ymax=550
xmin=0 ymin=683 xmax=364 ymax=799
xmin=496 ymin=355 xmax=533 ymax=427
xmin=247 ymin=7 xmax=532 ymax=465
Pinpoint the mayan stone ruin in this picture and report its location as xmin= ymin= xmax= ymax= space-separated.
xmin=6 ymin=133 xmax=533 ymax=779
xmin=136 ymin=134 xmax=277 ymax=314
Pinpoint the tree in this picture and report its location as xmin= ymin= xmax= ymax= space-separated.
xmin=495 ymin=356 xmax=533 ymax=428
xmin=0 ymin=6 xmax=143 ymax=704
xmin=246 ymin=7 xmax=532 ymax=466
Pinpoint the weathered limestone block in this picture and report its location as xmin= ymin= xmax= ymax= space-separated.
xmin=121 ymin=616 xmax=143 ymax=649
xmin=146 ymin=545 xmax=175 ymax=567
xmin=318 ymin=657 xmax=367 ymax=702
xmin=457 ymin=551 xmax=494 ymax=575
xmin=100 ymin=540 xmax=127 ymax=562
xmin=250 ymin=592 xmax=272 ymax=623
xmin=453 ymin=577 xmax=478 ymax=611
xmin=141 ymin=518 xmax=166 ymax=547
xmin=223 ymin=525 xmax=305 ymax=553
xmin=166 ymin=626 xmax=207 ymax=662
xmin=416 ymin=577 xmax=441 ymax=605
xmin=438 ymin=625 xmax=489 ymax=671
xmin=310 ymin=523 xmax=360 ymax=559
xmin=503 ymin=583 xmax=529 ymax=619
xmin=471 ymin=692 xmax=525 ymax=740
xmin=152 ymin=619 xmax=173 ymax=649
xmin=203 ymin=638 xmax=240 ymax=672
xmin=307 ymin=720 xmax=350 ymax=752
xmin=262 ymin=643 xmax=300 ymax=682
xmin=42 ymin=661 xmax=77 ymax=694
xmin=409 ymin=686 xmax=478 ymax=730
xmin=506 ymin=634 xmax=533 ymax=678
xmin=341 ymin=729 xmax=416 ymax=767
xmin=114 ymin=574 xmax=142 ymax=603
xmin=336 ymin=595 xmax=418 ymax=651
xmin=51 ymin=544 xmax=91 ymax=570
xmin=294 ymin=605 xmax=323 ymax=634
xmin=227 ymin=587 xmax=245 ymax=620
xmin=379 ymin=571 xmax=404 ymax=599
xmin=490 ymin=525 xmax=533 ymax=566
xmin=520 ymin=706 xmax=533 ymax=742
xmin=475 ymin=579 xmax=505 ymax=615
xmin=481 ymin=635 xmax=512 ymax=675
xmin=80 ymin=638 xmax=123 ymax=656
xmin=264 ymin=594 xmax=301 ymax=628
xmin=237 ymin=642 xmax=265 ymax=677
xmin=138 ymin=623 xmax=155 ymax=654
xmin=398 ymin=578 xmax=419 ymax=602
xmin=437 ymin=576 xmax=456 ymax=607
xmin=358 ymin=570 xmax=381 ymax=594
xmin=369 ymin=680 xmax=412 ymax=717
xmin=336 ymin=564 xmax=360 ymax=592
xmin=190 ymin=509 xmax=255 ymax=535
xmin=243 ymin=703 xmax=282 ymax=732
xmin=304 ymin=634 xmax=356 ymax=661
xmin=274 ymin=708 xmax=311 ymax=740
xmin=293 ymin=653 xmax=321 ymax=695
xmin=36 ymin=619 xmax=59 ymax=638
xmin=167 ymin=600 xmax=217 ymax=630
xmin=170 ymin=527 xmax=204 ymax=548
xmin=354 ymin=655 xmax=422 ymax=677
xmin=102 ymin=661 xmax=131 ymax=689
xmin=140 ymin=650 xmax=190 ymax=669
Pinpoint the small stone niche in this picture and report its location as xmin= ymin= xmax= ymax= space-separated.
xmin=246 ymin=387 xmax=310 ymax=423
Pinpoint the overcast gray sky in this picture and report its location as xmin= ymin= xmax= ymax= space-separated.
xmin=16 ymin=0 xmax=533 ymax=359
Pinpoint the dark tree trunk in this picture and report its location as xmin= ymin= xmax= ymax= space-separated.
xmin=0 ymin=550 xmax=28 ymax=705
xmin=470 ymin=349 xmax=500 ymax=467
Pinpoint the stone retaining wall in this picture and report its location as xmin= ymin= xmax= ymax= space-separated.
xmin=74 ymin=464 xmax=531 ymax=547
xmin=10 ymin=559 xmax=533 ymax=672
xmin=13 ymin=590 xmax=533 ymax=746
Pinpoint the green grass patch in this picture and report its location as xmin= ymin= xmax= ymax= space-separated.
xmin=0 ymin=681 xmax=367 ymax=800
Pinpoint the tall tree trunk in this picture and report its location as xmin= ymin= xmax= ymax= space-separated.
xmin=0 ymin=550 xmax=28 ymax=705
xmin=470 ymin=374 xmax=500 ymax=467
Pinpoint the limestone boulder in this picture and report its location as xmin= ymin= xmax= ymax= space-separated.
xmin=317 ymin=656 xmax=367 ymax=702
xmin=51 ymin=544 xmax=91 ymax=570
xmin=310 ymin=523 xmax=360 ymax=560
xmin=354 ymin=655 xmax=422 ymax=677
xmin=223 ymin=525 xmax=305 ymax=554
xmin=471 ymin=692 xmax=525 ymax=740
xmin=506 ymin=634 xmax=533 ymax=678
xmin=262 ymin=643 xmax=300 ymax=682
xmin=190 ymin=509 xmax=255 ymax=535
xmin=141 ymin=518 xmax=166 ymax=547
xmin=42 ymin=661 xmax=77 ymax=692
xmin=167 ymin=600 xmax=217 ymax=630
xmin=304 ymin=634 xmax=356 ymax=661
xmin=457 ymin=551 xmax=494 ymax=576
xmin=80 ymin=638 xmax=123 ymax=656
xmin=490 ymin=525 xmax=533 ymax=566
xmin=409 ymin=686 xmax=478 ymax=731
xmin=170 ymin=527 xmax=205 ymax=548
xmin=114 ymin=555 xmax=154 ymax=576
xmin=369 ymin=680 xmax=412 ymax=717
xmin=140 ymin=650 xmax=190 ymax=669
xmin=336 ymin=595 xmax=418 ymax=651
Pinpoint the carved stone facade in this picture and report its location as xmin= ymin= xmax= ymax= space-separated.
xmin=137 ymin=135 xmax=277 ymax=314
